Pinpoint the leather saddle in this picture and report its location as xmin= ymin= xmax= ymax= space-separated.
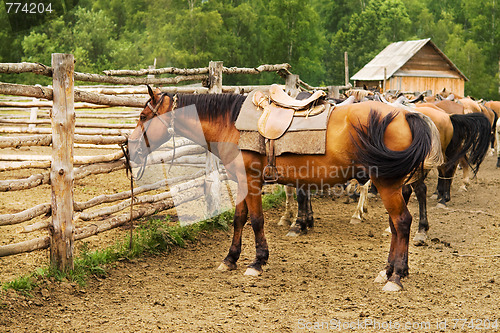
xmin=253 ymin=84 xmax=327 ymax=140
xmin=251 ymin=84 xmax=328 ymax=182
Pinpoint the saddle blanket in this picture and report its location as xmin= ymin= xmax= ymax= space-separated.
xmin=235 ymin=87 xmax=333 ymax=156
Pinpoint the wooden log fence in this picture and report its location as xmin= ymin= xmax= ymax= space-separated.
xmin=0 ymin=55 xmax=350 ymax=268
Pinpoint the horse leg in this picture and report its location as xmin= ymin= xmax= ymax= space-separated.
xmin=218 ymin=199 xmax=248 ymax=271
xmin=412 ymin=175 xmax=429 ymax=244
xmin=305 ymin=190 xmax=314 ymax=228
xmin=286 ymin=186 xmax=309 ymax=237
xmin=278 ymin=185 xmax=294 ymax=226
xmin=375 ymin=183 xmax=413 ymax=291
xmin=496 ymin=120 xmax=500 ymax=168
xmin=437 ymin=164 xmax=456 ymax=207
xmin=350 ymin=179 xmax=371 ymax=224
xmin=244 ymin=191 xmax=269 ymax=276
xmin=458 ymin=157 xmax=469 ymax=192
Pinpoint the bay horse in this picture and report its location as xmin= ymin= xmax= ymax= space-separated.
xmin=128 ymin=87 xmax=438 ymax=291
xmin=283 ymin=102 xmax=490 ymax=246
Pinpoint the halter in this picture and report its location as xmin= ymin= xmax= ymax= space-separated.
xmin=126 ymin=93 xmax=178 ymax=180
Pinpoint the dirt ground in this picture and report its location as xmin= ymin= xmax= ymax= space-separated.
xmin=1 ymin=154 xmax=500 ymax=332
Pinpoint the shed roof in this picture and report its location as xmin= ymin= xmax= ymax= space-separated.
xmin=350 ymin=38 xmax=468 ymax=81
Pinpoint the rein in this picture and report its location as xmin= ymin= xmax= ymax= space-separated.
xmin=121 ymin=93 xmax=178 ymax=249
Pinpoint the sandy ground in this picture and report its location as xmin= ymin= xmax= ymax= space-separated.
xmin=1 ymin=154 xmax=499 ymax=332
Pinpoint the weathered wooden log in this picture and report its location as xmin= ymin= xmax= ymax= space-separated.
xmin=222 ymin=63 xmax=290 ymax=75
xmin=73 ymin=72 xmax=208 ymax=85
xmin=0 ymin=203 xmax=51 ymax=226
xmin=208 ymin=61 xmax=223 ymax=94
xmin=0 ymin=62 xmax=52 ymax=76
xmin=0 ymin=161 xmax=51 ymax=171
xmin=0 ymin=172 xmax=50 ymax=191
xmin=0 ymin=101 xmax=108 ymax=109
xmin=0 ymin=236 xmax=50 ymax=257
xmin=74 ymin=134 xmax=127 ymax=145
xmin=0 ymin=126 xmax=132 ymax=136
xmin=18 ymin=220 xmax=50 ymax=233
xmin=74 ymin=186 xmax=204 ymax=241
xmin=79 ymin=86 xmax=210 ymax=95
xmin=221 ymin=85 xmax=264 ymax=93
xmin=0 ymin=83 xmax=146 ymax=107
xmin=79 ymin=177 xmax=205 ymax=221
xmin=0 ymin=151 xmax=124 ymax=165
xmin=0 ymin=62 xmax=208 ymax=85
xmin=74 ymin=170 xmax=205 ymax=212
xmin=50 ymin=53 xmax=75 ymax=271
xmin=74 ymin=160 xmax=126 ymax=180
xmin=103 ymin=67 xmax=209 ymax=76
xmin=0 ymin=134 xmax=51 ymax=148
xmin=0 ymin=119 xmax=136 ymax=129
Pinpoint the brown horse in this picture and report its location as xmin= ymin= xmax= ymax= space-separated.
xmin=433 ymin=99 xmax=497 ymax=190
xmin=286 ymin=102 xmax=490 ymax=246
xmin=128 ymin=87 xmax=438 ymax=291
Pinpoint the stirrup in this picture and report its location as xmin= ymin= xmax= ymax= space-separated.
xmin=263 ymin=165 xmax=279 ymax=183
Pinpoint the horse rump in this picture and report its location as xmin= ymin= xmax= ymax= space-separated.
xmin=445 ymin=113 xmax=491 ymax=175
xmin=352 ymin=109 xmax=432 ymax=181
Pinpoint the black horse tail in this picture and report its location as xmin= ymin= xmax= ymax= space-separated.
xmin=489 ymin=108 xmax=498 ymax=148
xmin=445 ymin=113 xmax=491 ymax=175
xmin=352 ymin=110 xmax=432 ymax=181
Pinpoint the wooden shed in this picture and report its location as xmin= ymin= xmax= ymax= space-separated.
xmin=351 ymin=38 xmax=467 ymax=96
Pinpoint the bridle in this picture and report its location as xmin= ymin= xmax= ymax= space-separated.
xmin=123 ymin=93 xmax=178 ymax=180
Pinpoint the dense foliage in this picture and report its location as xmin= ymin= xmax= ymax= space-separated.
xmin=1 ymin=0 xmax=498 ymax=99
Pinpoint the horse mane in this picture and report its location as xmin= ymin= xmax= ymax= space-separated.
xmin=164 ymin=93 xmax=246 ymax=123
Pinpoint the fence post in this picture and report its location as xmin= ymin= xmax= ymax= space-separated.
xmin=204 ymin=61 xmax=224 ymax=216
xmin=285 ymin=74 xmax=300 ymax=97
xmin=49 ymin=53 xmax=75 ymax=271
xmin=208 ymin=61 xmax=223 ymax=94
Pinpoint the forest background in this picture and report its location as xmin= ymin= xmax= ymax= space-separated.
xmin=0 ymin=0 xmax=499 ymax=100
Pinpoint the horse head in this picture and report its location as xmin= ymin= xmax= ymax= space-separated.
xmin=128 ymin=86 xmax=176 ymax=165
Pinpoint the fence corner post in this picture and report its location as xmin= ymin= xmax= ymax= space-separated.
xmin=50 ymin=53 xmax=75 ymax=272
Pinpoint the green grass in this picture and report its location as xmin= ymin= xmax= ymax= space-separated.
xmin=2 ymin=190 xmax=284 ymax=294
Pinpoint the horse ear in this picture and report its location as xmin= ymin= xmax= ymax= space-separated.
xmin=363 ymin=84 xmax=368 ymax=90
xmin=154 ymin=87 xmax=161 ymax=95
xmin=147 ymin=85 xmax=155 ymax=101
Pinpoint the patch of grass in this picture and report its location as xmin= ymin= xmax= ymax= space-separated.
xmin=2 ymin=191 xmax=283 ymax=293
xmin=262 ymin=186 xmax=286 ymax=209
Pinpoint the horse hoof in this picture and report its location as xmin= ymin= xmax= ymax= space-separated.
xmin=435 ymin=203 xmax=447 ymax=209
xmin=217 ymin=262 xmax=235 ymax=271
xmin=244 ymin=267 xmax=261 ymax=276
xmin=350 ymin=217 xmax=362 ymax=224
xmin=413 ymin=231 xmax=427 ymax=245
xmin=382 ymin=281 xmax=403 ymax=292
xmin=286 ymin=230 xmax=301 ymax=237
xmin=374 ymin=270 xmax=387 ymax=283
xmin=459 ymin=185 xmax=467 ymax=192
xmin=430 ymin=194 xmax=438 ymax=200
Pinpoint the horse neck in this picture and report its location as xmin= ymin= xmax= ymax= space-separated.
xmin=173 ymin=95 xmax=240 ymax=147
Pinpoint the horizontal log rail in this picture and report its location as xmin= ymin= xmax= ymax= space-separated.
xmin=0 ymin=83 xmax=146 ymax=107
xmin=79 ymin=176 xmax=205 ymax=221
xmin=0 ymin=203 xmax=51 ymax=226
xmin=0 ymin=118 xmax=136 ymax=129
xmin=0 ymin=126 xmax=131 ymax=136
xmin=0 ymin=185 xmax=205 ymax=257
xmin=0 ymin=101 xmax=108 ymax=109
